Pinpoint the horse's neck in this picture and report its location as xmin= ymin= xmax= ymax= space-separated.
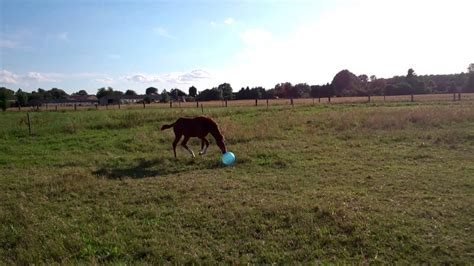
xmin=209 ymin=127 xmax=222 ymax=140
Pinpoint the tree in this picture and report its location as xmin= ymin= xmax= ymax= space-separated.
xmin=292 ymin=83 xmax=310 ymax=98
xmin=368 ymin=78 xmax=386 ymax=96
xmin=465 ymin=64 xmax=474 ymax=93
xmin=217 ymin=83 xmax=233 ymax=100
xmin=170 ymin=88 xmax=187 ymax=101
xmin=196 ymin=88 xmax=223 ymax=101
xmin=125 ymin=89 xmax=137 ymax=96
xmin=49 ymin=88 xmax=68 ymax=99
xmin=73 ymin=90 xmax=88 ymax=96
xmin=331 ymin=70 xmax=363 ymax=96
xmin=96 ymin=87 xmax=122 ymax=98
xmin=189 ymin=86 xmax=197 ymax=97
xmin=160 ymin=89 xmax=170 ymax=103
xmin=0 ymin=87 xmax=14 ymax=111
xmin=15 ymin=89 xmax=28 ymax=107
xmin=146 ymin=87 xmax=158 ymax=95
xmin=235 ymin=86 xmax=265 ymax=100
xmin=385 ymin=82 xmax=412 ymax=95
xmin=274 ymin=82 xmax=293 ymax=98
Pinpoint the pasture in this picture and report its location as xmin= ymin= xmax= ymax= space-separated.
xmin=1 ymin=100 xmax=473 ymax=263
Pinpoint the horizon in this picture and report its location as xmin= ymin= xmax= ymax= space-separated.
xmin=1 ymin=0 xmax=473 ymax=94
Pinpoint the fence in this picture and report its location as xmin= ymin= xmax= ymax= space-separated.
xmin=6 ymin=93 xmax=474 ymax=112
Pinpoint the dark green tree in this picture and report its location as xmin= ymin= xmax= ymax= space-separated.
xmin=125 ymin=89 xmax=137 ymax=96
xmin=170 ymin=88 xmax=187 ymax=101
xmin=73 ymin=90 xmax=88 ymax=96
xmin=146 ymin=87 xmax=158 ymax=95
xmin=49 ymin=88 xmax=68 ymax=99
xmin=196 ymin=88 xmax=223 ymax=101
xmin=274 ymin=82 xmax=293 ymax=98
xmin=0 ymin=87 xmax=15 ymax=111
xmin=465 ymin=64 xmax=474 ymax=93
xmin=292 ymin=83 xmax=310 ymax=98
xmin=217 ymin=83 xmax=233 ymax=100
xmin=96 ymin=87 xmax=122 ymax=98
xmin=15 ymin=89 xmax=28 ymax=106
xmin=331 ymin=70 xmax=363 ymax=96
xmin=160 ymin=89 xmax=170 ymax=103
xmin=189 ymin=86 xmax=197 ymax=97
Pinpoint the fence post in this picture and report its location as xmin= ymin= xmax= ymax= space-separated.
xmin=458 ymin=92 xmax=461 ymax=101
xmin=55 ymin=105 xmax=58 ymax=111
xmin=170 ymin=101 xmax=172 ymax=108
xmin=266 ymin=98 xmax=269 ymax=109
xmin=196 ymin=101 xmax=199 ymax=108
xmin=118 ymin=103 xmax=121 ymax=109
xmin=410 ymin=93 xmax=414 ymax=102
xmin=255 ymin=99 xmax=258 ymax=106
xmin=95 ymin=104 xmax=98 ymax=110
xmin=18 ymin=105 xmax=21 ymax=111
xmin=368 ymin=95 xmax=371 ymax=103
xmin=27 ymin=112 xmax=32 ymax=135
xmin=453 ymin=92 xmax=456 ymax=101
xmin=201 ymin=104 xmax=204 ymax=114
xmin=290 ymin=98 xmax=294 ymax=107
xmin=225 ymin=99 xmax=228 ymax=107
xmin=328 ymin=96 xmax=331 ymax=103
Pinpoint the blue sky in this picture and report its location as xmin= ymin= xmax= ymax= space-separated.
xmin=1 ymin=0 xmax=473 ymax=94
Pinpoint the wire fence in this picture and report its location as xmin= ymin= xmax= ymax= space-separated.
xmin=6 ymin=92 xmax=474 ymax=112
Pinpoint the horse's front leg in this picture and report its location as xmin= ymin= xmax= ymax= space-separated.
xmin=181 ymin=136 xmax=195 ymax=158
xmin=199 ymin=138 xmax=209 ymax=155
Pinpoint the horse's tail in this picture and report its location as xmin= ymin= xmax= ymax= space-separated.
xmin=161 ymin=122 xmax=176 ymax=131
xmin=161 ymin=123 xmax=176 ymax=130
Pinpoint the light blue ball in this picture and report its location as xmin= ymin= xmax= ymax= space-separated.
xmin=221 ymin=151 xmax=236 ymax=166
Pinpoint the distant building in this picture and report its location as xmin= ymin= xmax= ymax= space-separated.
xmin=42 ymin=95 xmax=98 ymax=106
xmin=98 ymin=94 xmax=161 ymax=105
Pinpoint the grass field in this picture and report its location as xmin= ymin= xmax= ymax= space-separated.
xmin=1 ymin=100 xmax=473 ymax=263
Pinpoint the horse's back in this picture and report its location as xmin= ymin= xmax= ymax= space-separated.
xmin=175 ymin=116 xmax=215 ymax=137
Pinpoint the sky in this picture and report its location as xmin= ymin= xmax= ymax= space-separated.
xmin=1 ymin=0 xmax=473 ymax=95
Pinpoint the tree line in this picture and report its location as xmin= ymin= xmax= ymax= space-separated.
xmin=1 ymin=65 xmax=473 ymax=111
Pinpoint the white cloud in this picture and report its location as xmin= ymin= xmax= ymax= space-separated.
xmin=123 ymin=74 xmax=162 ymax=83
xmin=153 ymin=27 xmax=175 ymax=39
xmin=122 ymin=69 xmax=211 ymax=85
xmin=25 ymin=72 xmax=58 ymax=82
xmin=0 ymin=70 xmax=59 ymax=85
xmin=95 ymin=77 xmax=115 ymax=84
xmin=0 ymin=70 xmax=20 ymax=84
xmin=210 ymin=17 xmax=236 ymax=28
xmin=165 ymin=69 xmax=212 ymax=84
xmin=216 ymin=0 xmax=474 ymax=90
xmin=240 ymin=28 xmax=273 ymax=47
xmin=224 ymin=17 xmax=235 ymax=25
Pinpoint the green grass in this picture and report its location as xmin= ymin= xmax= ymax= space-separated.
xmin=1 ymin=101 xmax=473 ymax=264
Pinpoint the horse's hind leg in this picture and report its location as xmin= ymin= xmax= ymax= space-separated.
xmin=199 ymin=138 xmax=209 ymax=155
xmin=172 ymin=134 xmax=182 ymax=158
xmin=181 ymin=136 xmax=195 ymax=158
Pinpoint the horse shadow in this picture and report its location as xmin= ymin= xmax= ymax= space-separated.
xmin=93 ymin=156 xmax=221 ymax=180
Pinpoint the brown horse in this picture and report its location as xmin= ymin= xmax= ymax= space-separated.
xmin=161 ymin=116 xmax=227 ymax=158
